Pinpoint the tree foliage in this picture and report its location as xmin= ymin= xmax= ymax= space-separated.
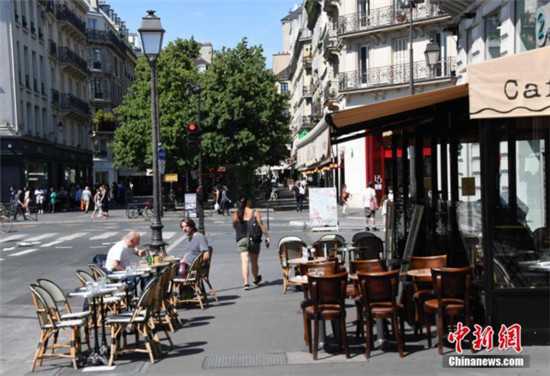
xmin=113 ymin=38 xmax=290 ymax=191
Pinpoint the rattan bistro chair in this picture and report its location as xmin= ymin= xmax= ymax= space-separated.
xmin=107 ymin=277 xmax=159 ymax=366
xmin=36 ymin=279 xmax=91 ymax=321
xmin=171 ymin=251 xmax=209 ymax=309
xmin=29 ymin=285 xmax=89 ymax=371
xmin=278 ymin=236 xmax=308 ymax=293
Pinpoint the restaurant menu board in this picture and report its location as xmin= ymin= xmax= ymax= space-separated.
xmin=309 ymin=187 xmax=338 ymax=230
xmin=184 ymin=193 xmax=197 ymax=218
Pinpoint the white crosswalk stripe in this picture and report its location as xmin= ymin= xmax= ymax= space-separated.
xmin=89 ymin=232 xmax=119 ymax=240
xmin=24 ymin=233 xmax=59 ymax=242
xmin=163 ymin=231 xmax=176 ymax=240
xmin=0 ymin=234 xmax=27 ymax=244
xmin=9 ymin=248 xmax=39 ymax=257
xmin=41 ymin=232 xmax=88 ymax=247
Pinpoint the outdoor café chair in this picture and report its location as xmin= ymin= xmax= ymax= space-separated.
xmin=423 ymin=266 xmax=472 ymax=354
xmin=75 ymin=269 xmax=122 ymax=319
xmin=36 ymin=279 xmax=91 ymax=321
xmin=303 ymin=272 xmax=350 ymax=360
xmin=351 ymin=232 xmax=384 ymax=261
xmin=106 ymin=277 xmax=159 ymax=365
xmin=201 ymin=247 xmax=218 ymax=301
xmin=88 ymin=263 xmax=107 ymax=280
xmin=278 ymin=236 xmax=308 ymax=293
xmin=171 ymin=251 xmax=208 ymax=309
xmin=357 ymin=270 xmax=405 ymax=359
xmin=150 ymin=266 xmax=178 ymax=341
xmin=312 ymin=234 xmax=345 ymax=259
xmin=75 ymin=269 xmax=95 ymax=285
xmin=408 ymin=255 xmax=447 ymax=335
xmin=29 ymin=285 xmax=89 ymax=371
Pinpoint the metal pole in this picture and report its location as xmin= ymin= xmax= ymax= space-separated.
xmin=409 ymin=1 xmax=415 ymax=95
xmin=186 ymin=136 xmax=190 ymax=193
xmin=149 ymin=60 xmax=164 ymax=251
xmin=197 ymin=91 xmax=205 ymax=234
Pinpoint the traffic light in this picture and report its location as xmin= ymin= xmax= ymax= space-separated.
xmin=186 ymin=122 xmax=201 ymax=142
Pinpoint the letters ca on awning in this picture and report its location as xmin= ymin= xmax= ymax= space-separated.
xmin=468 ymin=47 xmax=550 ymax=119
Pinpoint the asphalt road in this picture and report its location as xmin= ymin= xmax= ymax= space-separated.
xmin=0 ymin=209 xmax=547 ymax=375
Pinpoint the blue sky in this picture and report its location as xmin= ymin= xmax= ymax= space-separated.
xmin=108 ymin=0 xmax=300 ymax=67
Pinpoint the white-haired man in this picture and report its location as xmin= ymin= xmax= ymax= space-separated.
xmin=105 ymin=231 xmax=146 ymax=271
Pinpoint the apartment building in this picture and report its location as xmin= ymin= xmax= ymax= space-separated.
xmin=0 ymin=0 xmax=92 ymax=201
xmin=85 ymin=0 xmax=137 ymax=187
xmin=277 ymin=0 xmax=457 ymax=207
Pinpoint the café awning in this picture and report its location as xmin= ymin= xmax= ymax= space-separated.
xmin=468 ymin=46 xmax=550 ymax=119
xmin=327 ymin=84 xmax=469 ymax=140
xmin=295 ymin=118 xmax=331 ymax=170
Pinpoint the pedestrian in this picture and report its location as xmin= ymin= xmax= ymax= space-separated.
xmin=340 ymin=184 xmax=350 ymax=215
xmin=173 ymin=218 xmax=209 ymax=277
xmin=81 ymin=186 xmax=92 ymax=213
xmin=363 ymin=182 xmax=378 ymax=231
xmin=232 ymin=197 xmax=270 ymax=290
xmin=13 ymin=189 xmax=27 ymax=221
xmin=35 ymin=187 xmax=45 ymax=214
xmin=293 ymin=183 xmax=300 ymax=212
xmin=105 ymin=231 xmax=146 ymax=272
xmin=49 ymin=188 xmax=57 ymax=213
xmin=23 ymin=187 xmax=32 ymax=217
xmin=75 ymin=186 xmax=83 ymax=211
xmin=220 ymin=186 xmax=232 ymax=216
xmin=297 ymin=182 xmax=306 ymax=212
xmin=101 ymin=185 xmax=110 ymax=217
xmin=213 ymin=186 xmax=222 ymax=214
xmin=91 ymin=187 xmax=103 ymax=219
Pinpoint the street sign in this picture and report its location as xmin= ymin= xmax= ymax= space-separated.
xmin=159 ymin=160 xmax=166 ymax=175
xmin=158 ymin=146 xmax=166 ymax=161
xmin=164 ymin=173 xmax=178 ymax=182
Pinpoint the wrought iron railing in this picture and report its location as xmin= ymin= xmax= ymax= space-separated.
xmin=299 ymin=28 xmax=312 ymax=41
xmin=338 ymin=1 xmax=444 ymax=35
xmin=338 ymin=57 xmax=456 ymax=92
xmin=59 ymin=47 xmax=88 ymax=73
xmin=59 ymin=93 xmax=90 ymax=115
xmin=56 ymin=4 xmax=86 ymax=35
xmin=87 ymin=29 xmax=131 ymax=54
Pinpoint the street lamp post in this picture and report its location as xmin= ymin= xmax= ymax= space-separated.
xmin=138 ymin=10 xmax=165 ymax=253
xmin=403 ymin=0 xmax=424 ymax=95
xmin=189 ymin=84 xmax=205 ymax=234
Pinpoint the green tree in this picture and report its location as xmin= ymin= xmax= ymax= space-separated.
xmin=113 ymin=38 xmax=201 ymax=173
xmin=200 ymin=38 xmax=290 ymax=194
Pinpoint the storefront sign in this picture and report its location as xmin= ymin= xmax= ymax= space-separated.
xmin=469 ymin=47 xmax=550 ymax=119
xmin=536 ymin=3 xmax=550 ymax=47
xmin=296 ymin=121 xmax=331 ymax=169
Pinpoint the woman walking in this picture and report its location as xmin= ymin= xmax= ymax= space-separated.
xmin=91 ymin=186 xmax=103 ymax=219
xmin=232 ymin=197 xmax=270 ymax=290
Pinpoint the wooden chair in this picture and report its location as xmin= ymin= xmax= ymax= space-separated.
xmin=278 ymin=236 xmax=308 ymax=293
xmin=29 ymin=285 xmax=89 ymax=371
xmin=409 ymin=255 xmax=448 ymax=335
xmin=351 ymin=232 xmax=384 ymax=261
xmin=171 ymin=251 xmax=208 ymax=309
xmin=107 ymin=277 xmax=159 ymax=366
xmin=357 ymin=270 xmax=404 ymax=359
xmin=423 ymin=266 xmax=472 ymax=354
xmin=303 ymin=272 xmax=350 ymax=360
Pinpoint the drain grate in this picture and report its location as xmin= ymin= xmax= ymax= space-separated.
xmin=202 ymin=352 xmax=288 ymax=369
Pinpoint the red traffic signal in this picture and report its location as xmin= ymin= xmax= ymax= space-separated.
xmin=186 ymin=122 xmax=199 ymax=134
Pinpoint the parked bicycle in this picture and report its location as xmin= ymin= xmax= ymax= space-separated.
xmin=126 ymin=200 xmax=153 ymax=220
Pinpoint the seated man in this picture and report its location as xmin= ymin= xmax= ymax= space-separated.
xmin=173 ymin=219 xmax=209 ymax=276
xmin=105 ymin=231 xmax=146 ymax=272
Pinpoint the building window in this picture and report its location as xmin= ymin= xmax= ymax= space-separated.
xmin=88 ymin=18 xmax=97 ymax=30
xmin=92 ymin=48 xmax=102 ymax=70
xmin=515 ymin=0 xmax=537 ymax=52
xmin=26 ymin=102 xmax=32 ymax=135
xmin=92 ymin=79 xmax=103 ymax=99
xmin=280 ymin=82 xmax=289 ymax=94
xmin=35 ymin=106 xmax=40 ymax=137
xmin=466 ymin=27 xmax=474 ymax=63
xmin=485 ymin=10 xmax=501 ymax=60
xmin=359 ymin=45 xmax=368 ymax=84
xmin=16 ymin=41 xmax=22 ymax=84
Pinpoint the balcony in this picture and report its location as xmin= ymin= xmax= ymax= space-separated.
xmin=298 ymin=28 xmax=312 ymax=42
xmin=51 ymin=89 xmax=59 ymax=107
xmin=48 ymin=39 xmax=57 ymax=58
xmin=59 ymin=47 xmax=88 ymax=77
xmin=59 ymin=93 xmax=90 ymax=117
xmin=55 ymin=4 xmax=86 ymax=37
xmin=338 ymin=1 xmax=446 ymax=36
xmin=338 ymin=57 xmax=456 ymax=92
xmin=87 ymin=29 xmax=132 ymax=55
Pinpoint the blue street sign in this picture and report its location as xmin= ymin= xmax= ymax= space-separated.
xmin=158 ymin=146 xmax=166 ymax=161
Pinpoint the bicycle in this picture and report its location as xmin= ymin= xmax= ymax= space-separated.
xmin=126 ymin=201 xmax=153 ymax=220
xmin=0 ymin=203 xmax=15 ymax=233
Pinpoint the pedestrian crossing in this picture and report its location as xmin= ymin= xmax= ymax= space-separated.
xmin=1 ymin=230 xmax=182 ymax=258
